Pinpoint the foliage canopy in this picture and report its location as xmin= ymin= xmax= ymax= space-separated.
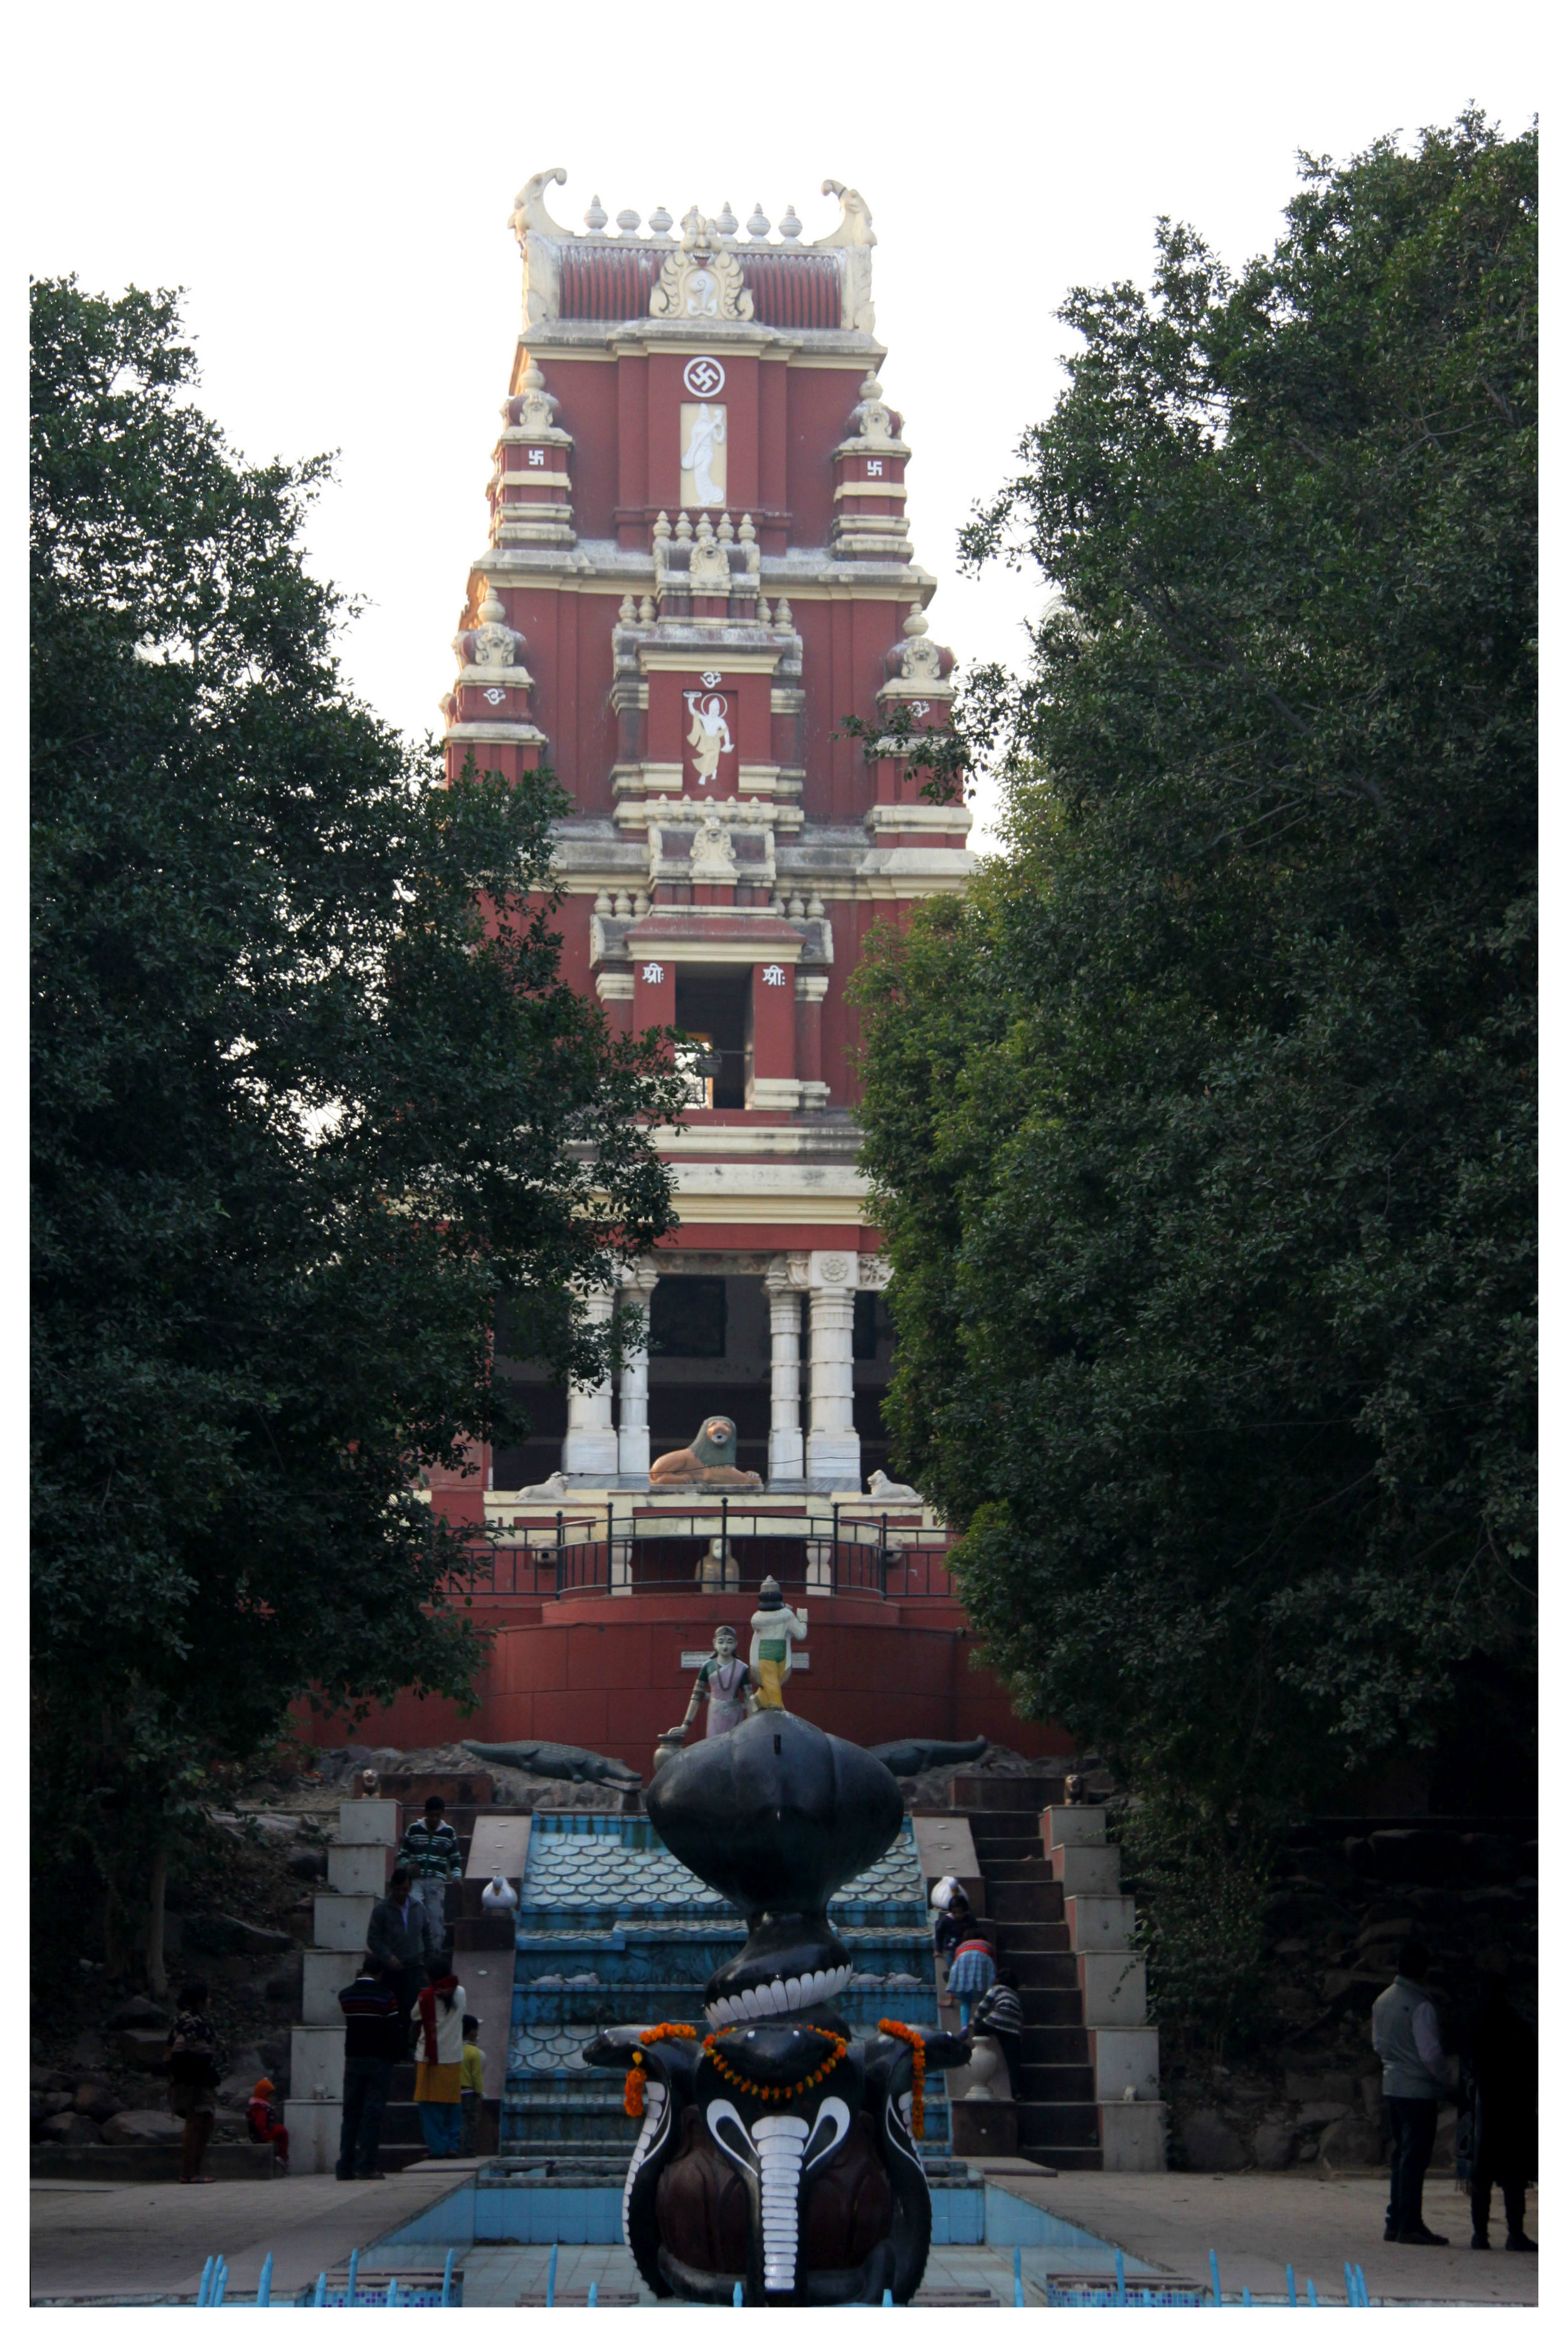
xmin=854 ymin=114 xmax=1536 ymax=1811
xmin=31 ymin=279 xmax=680 ymax=1927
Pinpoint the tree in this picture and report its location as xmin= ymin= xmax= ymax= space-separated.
xmin=31 ymin=278 xmax=681 ymax=1962
xmin=854 ymin=114 xmax=1535 ymax=1815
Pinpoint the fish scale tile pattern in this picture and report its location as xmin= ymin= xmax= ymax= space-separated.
xmin=502 ymin=1811 xmax=951 ymax=2165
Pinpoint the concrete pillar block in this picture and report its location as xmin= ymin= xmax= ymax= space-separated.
xmin=1042 ymin=1804 xmax=1106 ymax=1852
xmin=282 ymin=2098 xmax=341 ymax=2176
xmin=1051 ymin=1843 xmax=1121 ymax=1895
xmin=1098 ymin=2099 xmax=1168 ymax=2171
xmin=1064 ymin=1893 xmax=1136 ymax=1952
xmin=302 ymin=1949 xmax=361 ymax=2025
xmin=290 ymin=2024 xmax=346 ymax=2101
xmin=338 ymin=1799 xmax=403 ymax=1846
xmin=1078 ymin=1950 xmax=1148 ymax=2027
xmin=1089 ymin=2026 xmax=1160 ymax=2102
xmin=313 ymin=1892 xmax=378 ymax=1952
xmin=327 ymin=1842 xmax=391 ymax=1897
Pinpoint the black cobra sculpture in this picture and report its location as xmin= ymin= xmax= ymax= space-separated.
xmin=585 ymin=1710 xmax=968 ymax=2304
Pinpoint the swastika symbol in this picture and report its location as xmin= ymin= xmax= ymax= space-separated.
xmin=684 ymin=356 xmax=726 ymax=398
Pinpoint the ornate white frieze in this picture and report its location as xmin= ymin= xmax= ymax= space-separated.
xmin=650 ymin=216 xmax=755 ymax=323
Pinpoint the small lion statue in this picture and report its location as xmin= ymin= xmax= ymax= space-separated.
xmin=649 ymin=1414 xmax=762 ymax=1486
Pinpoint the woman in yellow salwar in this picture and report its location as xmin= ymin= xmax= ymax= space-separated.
xmin=413 ymin=1960 xmax=467 ymax=2158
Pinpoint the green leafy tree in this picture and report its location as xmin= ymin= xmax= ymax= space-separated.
xmin=854 ymin=112 xmax=1535 ymax=1818
xmin=31 ymin=278 xmax=681 ymax=1968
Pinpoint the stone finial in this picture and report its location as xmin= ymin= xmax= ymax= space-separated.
xmin=757 ymin=595 xmax=772 ymax=626
xmin=595 ymin=890 xmax=613 ymax=915
xmin=614 ymin=891 xmax=633 ymax=918
xmin=675 ymin=510 xmax=693 ymax=543
xmin=716 ymin=200 xmax=739 ymax=237
xmin=477 ymin=586 xmax=507 ymax=627
xmin=900 ymin=606 xmax=943 ymax=681
xmin=638 ymin=594 xmax=655 ymax=623
xmin=653 ymin=511 xmax=672 ymax=541
xmin=633 ymin=890 xmax=650 ymax=916
xmin=584 ymin=193 xmax=608 ymax=232
xmin=616 ymin=208 xmax=642 ymax=235
xmin=847 ymin=373 xmax=898 ymax=448
xmin=717 ymin=511 xmax=734 ymax=545
xmin=779 ymin=204 xmax=802 ymax=239
xmin=807 ymin=894 xmax=825 ymax=919
xmin=746 ymin=203 xmax=771 ymax=240
xmin=690 ymin=512 xmax=729 ymax=590
xmin=649 ymin=204 xmax=672 ymax=235
xmin=775 ymin=595 xmax=793 ymax=630
xmin=511 ymin=358 xmax=562 ymax=438
xmin=455 ymin=586 xmax=526 ymax=673
xmin=618 ymin=593 xmax=637 ymax=623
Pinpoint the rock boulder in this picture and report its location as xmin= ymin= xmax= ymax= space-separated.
xmin=100 ymin=2109 xmax=186 ymax=2146
xmin=1180 ymin=2109 xmax=1248 ymax=2172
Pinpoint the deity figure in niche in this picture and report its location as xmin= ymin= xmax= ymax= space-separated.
xmin=682 ymin=400 xmax=727 ymax=504
xmin=674 ymin=1623 xmax=753 ymax=1744
xmin=750 ymin=1574 xmax=807 ymax=1709
xmin=684 ymin=689 xmax=733 ymax=786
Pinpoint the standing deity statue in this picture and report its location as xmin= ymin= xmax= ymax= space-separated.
xmin=683 ymin=401 xmax=726 ymax=505
xmin=673 ymin=1623 xmax=753 ymax=1744
xmin=684 ymin=691 xmax=733 ymax=786
xmin=749 ymin=1575 xmax=808 ymax=1710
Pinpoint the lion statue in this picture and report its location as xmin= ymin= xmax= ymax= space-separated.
xmin=649 ymin=1414 xmax=762 ymax=1486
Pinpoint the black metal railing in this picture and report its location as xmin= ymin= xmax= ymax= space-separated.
xmin=452 ymin=1499 xmax=956 ymax=1603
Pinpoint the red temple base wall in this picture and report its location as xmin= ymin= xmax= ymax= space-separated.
xmin=296 ymin=1594 xmax=1072 ymax=1777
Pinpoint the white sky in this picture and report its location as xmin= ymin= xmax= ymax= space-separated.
xmin=23 ymin=2 xmax=1540 ymax=849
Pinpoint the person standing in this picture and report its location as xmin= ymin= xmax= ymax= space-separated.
xmin=165 ymin=1979 xmax=220 ymax=2185
xmin=367 ymin=1867 xmax=433 ymax=2051
xmin=1372 ymin=1940 xmax=1453 ymax=2244
xmin=1468 ymin=1973 xmax=1537 ymax=2252
xmin=400 ymin=1796 xmax=463 ymax=1961
xmin=413 ymin=1959 xmax=467 ymax=2159
xmin=460 ymin=2015 xmax=486 ymax=2159
xmin=336 ymin=1954 xmax=403 ymax=2180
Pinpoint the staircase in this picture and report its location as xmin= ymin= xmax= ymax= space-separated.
xmin=926 ymin=1778 xmax=1165 ymax=2173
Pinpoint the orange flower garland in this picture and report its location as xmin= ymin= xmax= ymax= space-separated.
xmin=623 ymin=2023 xmax=697 ymax=2118
xmin=702 ymin=2025 xmax=849 ymax=2103
xmin=877 ymin=2020 xmax=927 ymax=2138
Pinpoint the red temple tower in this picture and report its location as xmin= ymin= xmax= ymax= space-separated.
xmin=349 ymin=172 xmax=1064 ymax=1767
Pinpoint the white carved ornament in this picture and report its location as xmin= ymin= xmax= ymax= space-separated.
xmin=650 ymin=217 xmax=755 ymax=323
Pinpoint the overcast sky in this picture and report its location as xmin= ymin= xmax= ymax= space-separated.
xmin=26 ymin=2 xmax=1539 ymax=847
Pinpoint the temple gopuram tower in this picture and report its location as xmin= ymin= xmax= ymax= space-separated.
xmin=442 ymin=171 xmax=973 ymax=1509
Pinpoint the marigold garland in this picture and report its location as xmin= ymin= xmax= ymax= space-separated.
xmin=623 ymin=2023 xmax=697 ymax=2117
xmin=877 ymin=2019 xmax=927 ymax=2138
xmin=702 ymin=2025 xmax=849 ymax=2103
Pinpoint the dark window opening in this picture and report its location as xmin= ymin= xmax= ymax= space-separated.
xmin=650 ymin=1276 xmax=728 ymax=1359
xmin=675 ymin=970 xmax=751 ymax=1109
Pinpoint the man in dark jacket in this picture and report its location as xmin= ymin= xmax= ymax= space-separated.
xmin=366 ymin=1867 xmax=433 ymax=2051
xmin=1371 ymin=1941 xmax=1453 ymax=2245
xmin=335 ymin=1954 xmax=404 ymax=2180
xmin=1468 ymin=1973 xmax=1537 ymax=2252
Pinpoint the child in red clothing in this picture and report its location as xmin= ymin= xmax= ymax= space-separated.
xmin=246 ymin=2075 xmax=290 ymax=2173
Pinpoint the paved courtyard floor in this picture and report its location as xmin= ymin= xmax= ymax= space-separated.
xmin=31 ymin=2162 xmax=1539 ymax=2306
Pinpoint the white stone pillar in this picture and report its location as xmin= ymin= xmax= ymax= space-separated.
xmin=805 ymin=1250 xmax=861 ymax=1486
xmin=617 ymin=1262 xmax=659 ymax=1480
xmin=562 ymin=1285 xmax=619 ymax=1478
xmin=765 ymin=1256 xmax=807 ymax=1483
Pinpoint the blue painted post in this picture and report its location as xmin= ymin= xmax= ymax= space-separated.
xmin=387 ymin=2277 xmax=400 ymax=2308
xmin=588 ymin=2283 xmax=598 ymax=2308
xmin=1115 ymin=2249 xmax=1127 ymax=2305
xmin=314 ymin=2273 xmax=327 ymax=2308
xmin=258 ymin=2255 xmax=273 ymax=2310
xmin=442 ymin=2250 xmax=455 ymax=2306
xmin=882 ymin=2289 xmax=894 ymax=2306
xmin=1286 ymin=2265 xmax=1298 ymax=2308
xmin=1210 ymin=2249 xmax=1221 ymax=2307
xmin=1014 ymin=2246 xmax=1024 ymax=2308
xmin=197 ymin=2257 xmax=215 ymax=2308
xmin=213 ymin=2260 xmax=229 ymax=2307
xmin=546 ymin=2242 xmax=558 ymax=2309
xmin=1242 ymin=2289 xmax=1253 ymax=2307
xmin=1355 ymin=2265 xmax=1369 ymax=2307
xmin=1306 ymin=2279 xmax=1319 ymax=2306
xmin=1343 ymin=2262 xmax=1355 ymax=2306
xmin=347 ymin=2249 xmax=359 ymax=2306
xmin=733 ymin=2282 xmax=743 ymax=2307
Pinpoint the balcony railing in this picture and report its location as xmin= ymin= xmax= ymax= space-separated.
xmin=445 ymin=1497 xmax=956 ymax=1603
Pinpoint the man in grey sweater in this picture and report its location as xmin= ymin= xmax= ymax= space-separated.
xmin=366 ymin=1868 xmax=434 ymax=2053
xmin=1372 ymin=1940 xmax=1453 ymax=2244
